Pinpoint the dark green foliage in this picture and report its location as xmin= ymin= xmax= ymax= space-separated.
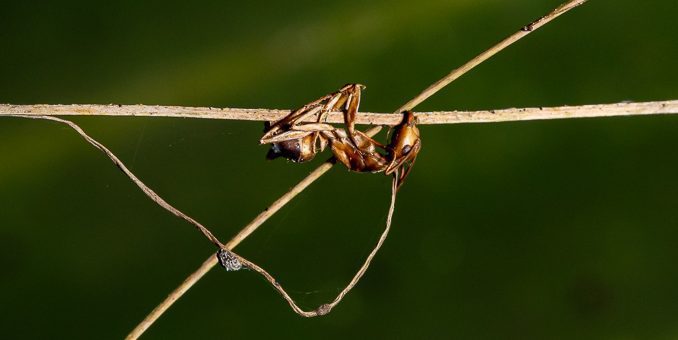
xmin=1 ymin=0 xmax=677 ymax=339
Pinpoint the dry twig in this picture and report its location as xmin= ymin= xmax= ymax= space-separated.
xmin=3 ymin=100 xmax=677 ymax=125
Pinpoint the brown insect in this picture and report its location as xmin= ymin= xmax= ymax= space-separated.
xmin=260 ymin=84 xmax=421 ymax=188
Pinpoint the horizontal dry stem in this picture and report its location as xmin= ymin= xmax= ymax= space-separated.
xmin=2 ymin=100 xmax=677 ymax=126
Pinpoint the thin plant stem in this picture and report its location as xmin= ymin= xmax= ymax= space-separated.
xmin=2 ymin=100 xmax=677 ymax=125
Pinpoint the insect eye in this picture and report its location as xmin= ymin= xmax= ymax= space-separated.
xmin=401 ymin=145 xmax=412 ymax=155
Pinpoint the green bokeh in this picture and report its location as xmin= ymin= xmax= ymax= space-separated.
xmin=1 ymin=1 xmax=678 ymax=339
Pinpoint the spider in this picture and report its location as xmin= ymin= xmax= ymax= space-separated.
xmin=260 ymin=84 xmax=421 ymax=188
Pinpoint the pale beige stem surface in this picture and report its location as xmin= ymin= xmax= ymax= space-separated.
xmin=4 ymin=100 xmax=677 ymax=125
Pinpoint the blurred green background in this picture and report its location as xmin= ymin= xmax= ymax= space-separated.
xmin=1 ymin=0 xmax=678 ymax=339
